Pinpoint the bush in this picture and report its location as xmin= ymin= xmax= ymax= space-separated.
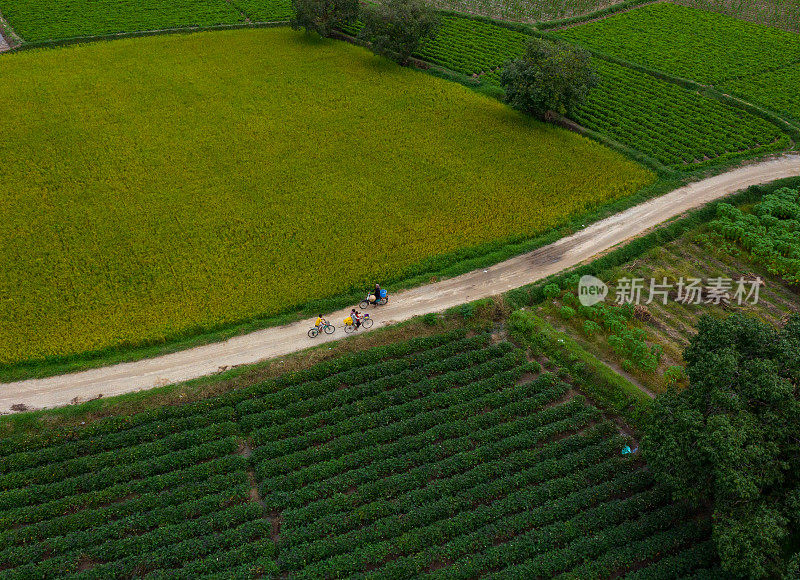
xmin=359 ymin=0 xmax=440 ymax=65
xmin=560 ymin=306 xmax=576 ymax=320
xmin=583 ymin=320 xmax=602 ymax=337
xmin=500 ymin=38 xmax=597 ymax=119
xmin=543 ymin=283 xmax=561 ymax=300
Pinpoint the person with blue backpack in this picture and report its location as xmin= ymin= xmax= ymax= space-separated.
xmin=370 ymin=283 xmax=383 ymax=305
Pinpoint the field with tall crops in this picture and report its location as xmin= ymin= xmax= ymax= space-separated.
xmin=675 ymin=0 xmax=800 ymax=32
xmin=0 ymin=330 xmax=722 ymax=577
xmin=0 ymin=27 xmax=653 ymax=368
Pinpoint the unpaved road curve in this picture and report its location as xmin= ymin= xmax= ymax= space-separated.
xmin=3 ymin=156 xmax=799 ymax=413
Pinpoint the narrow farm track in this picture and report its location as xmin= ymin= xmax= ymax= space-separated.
xmin=2 ymin=156 xmax=799 ymax=413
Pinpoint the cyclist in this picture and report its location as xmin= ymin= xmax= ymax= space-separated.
xmin=314 ymin=314 xmax=327 ymax=331
xmin=351 ymin=308 xmax=362 ymax=329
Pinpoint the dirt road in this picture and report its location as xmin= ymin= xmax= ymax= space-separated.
xmin=3 ymin=156 xmax=799 ymax=413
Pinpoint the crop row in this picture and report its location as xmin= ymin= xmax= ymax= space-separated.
xmin=722 ymin=62 xmax=800 ymax=124
xmin=2 ymin=503 xmax=268 ymax=578
xmin=250 ymin=348 xmax=526 ymax=463
xmin=0 ymin=431 xmax=239 ymax=511
xmin=278 ymin=407 xmax=606 ymax=549
xmin=256 ymin=363 xmax=540 ymax=491
xmin=555 ymin=2 xmax=800 ymax=85
xmin=0 ymin=470 xmax=248 ymax=549
xmin=572 ymin=60 xmax=788 ymax=168
xmin=710 ymin=187 xmax=800 ymax=284
xmin=0 ymin=484 xmax=251 ymax=570
xmin=0 ymin=454 xmax=247 ymax=528
xmin=280 ymin=394 xmax=589 ymax=529
xmin=265 ymin=383 xmax=582 ymax=514
xmin=236 ymin=333 xmax=492 ymax=422
xmin=279 ymin=430 xmax=625 ymax=574
xmin=365 ymin=467 xmax=654 ymax=579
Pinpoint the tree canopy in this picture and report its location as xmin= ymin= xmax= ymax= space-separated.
xmin=290 ymin=0 xmax=358 ymax=38
xmin=644 ymin=314 xmax=800 ymax=578
xmin=359 ymin=0 xmax=440 ymax=66
xmin=500 ymin=38 xmax=597 ymax=119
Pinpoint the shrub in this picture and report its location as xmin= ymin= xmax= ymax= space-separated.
xmin=560 ymin=306 xmax=576 ymax=320
xmin=543 ymin=283 xmax=561 ymax=300
xmin=583 ymin=320 xmax=602 ymax=337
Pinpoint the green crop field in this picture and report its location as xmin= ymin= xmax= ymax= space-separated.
xmin=0 ymin=27 xmax=653 ymax=368
xmin=0 ymin=330 xmax=721 ymax=577
xmin=404 ymin=14 xmax=788 ymax=169
xmin=556 ymin=2 xmax=800 ymax=85
xmin=427 ymin=0 xmax=628 ymax=24
xmin=0 ymin=0 xmax=245 ymax=42
xmin=722 ymin=63 xmax=800 ymax=123
xmin=675 ymin=0 xmax=800 ymax=32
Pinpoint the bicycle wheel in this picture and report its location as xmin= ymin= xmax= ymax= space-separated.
xmin=362 ymin=317 xmax=374 ymax=329
xmin=344 ymin=324 xmax=355 ymax=334
xmin=324 ymin=324 xmax=335 ymax=335
xmin=308 ymin=328 xmax=319 ymax=338
xmin=359 ymin=299 xmax=370 ymax=310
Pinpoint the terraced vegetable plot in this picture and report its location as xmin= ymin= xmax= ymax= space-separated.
xmin=0 ymin=330 xmax=721 ymax=577
xmin=572 ymin=60 xmax=789 ymax=168
xmin=0 ymin=0 xmax=245 ymax=42
xmin=0 ymin=28 xmax=653 ymax=368
xmin=675 ymin=0 xmax=800 ymax=33
xmin=556 ymin=2 xmax=800 ymax=85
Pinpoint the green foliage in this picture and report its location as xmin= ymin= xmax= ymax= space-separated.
xmin=582 ymin=319 xmax=601 ymax=337
xmin=0 ymin=0 xmax=245 ymax=42
xmin=290 ymin=0 xmax=357 ymax=37
xmin=543 ymin=283 xmax=561 ymax=299
xmin=572 ymin=59 xmax=789 ymax=169
xmin=501 ymin=38 xmax=597 ymax=118
xmin=0 ymin=28 xmax=652 ymax=368
xmin=663 ymin=365 xmax=685 ymax=387
xmin=358 ymin=0 xmax=439 ymax=65
xmin=709 ymin=187 xmax=800 ymax=285
xmin=556 ymin=2 xmax=800 ymax=85
xmin=560 ymin=305 xmax=576 ymax=320
xmin=644 ymin=314 xmax=800 ymax=578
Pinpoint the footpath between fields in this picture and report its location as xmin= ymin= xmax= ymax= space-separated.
xmin=1 ymin=155 xmax=799 ymax=413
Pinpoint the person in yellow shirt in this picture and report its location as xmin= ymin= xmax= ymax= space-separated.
xmin=315 ymin=314 xmax=327 ymax=330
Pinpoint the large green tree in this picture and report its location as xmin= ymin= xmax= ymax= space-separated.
xmin=290 ymin=0 xmax=358 ymax=37
xmin=500 ymin=38 xmax=597 ymax=119
xmin=358 ymin=0 xmax=439 ymax=66
xmin=644 ymin=314 xmax=800 ymax=578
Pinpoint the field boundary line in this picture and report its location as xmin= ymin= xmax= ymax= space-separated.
xmin=2 ymin=156 xmax=798 ymax=413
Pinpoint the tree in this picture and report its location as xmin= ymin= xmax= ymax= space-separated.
xmin=500 ymin=38 xmax=597 ymax=119
xmin=358 ymin=0 xmax=439 ymax=66
xmin=643 ymin=314 xmax=800 ymax=578
xmin=290 ymin=0 xmax=358 ymax=38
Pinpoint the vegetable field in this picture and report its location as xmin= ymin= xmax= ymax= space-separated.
xmin=556 ymin=2 xmax=800 ymax=85
xmin=406 ymin=14 xmax=788 ymax=169
xmin=0 ymin=330 xmax=722 ymax=577
xmin=427 ymin=0 xmax=628 ymax=25
xmin=0 ymin=0 xmax=296 ymax=41
xmin=572 ymin=60 xmax=789 ymax=168
xmin=722 ymin=63 xmax=800 ymax=123
xmin=674 ymin=0 xmax=800 ymax=33
xmin=710 ymin=186 xmax=800 ymax=285
xmin=0 ymin=27 xmax=652 ymax=368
